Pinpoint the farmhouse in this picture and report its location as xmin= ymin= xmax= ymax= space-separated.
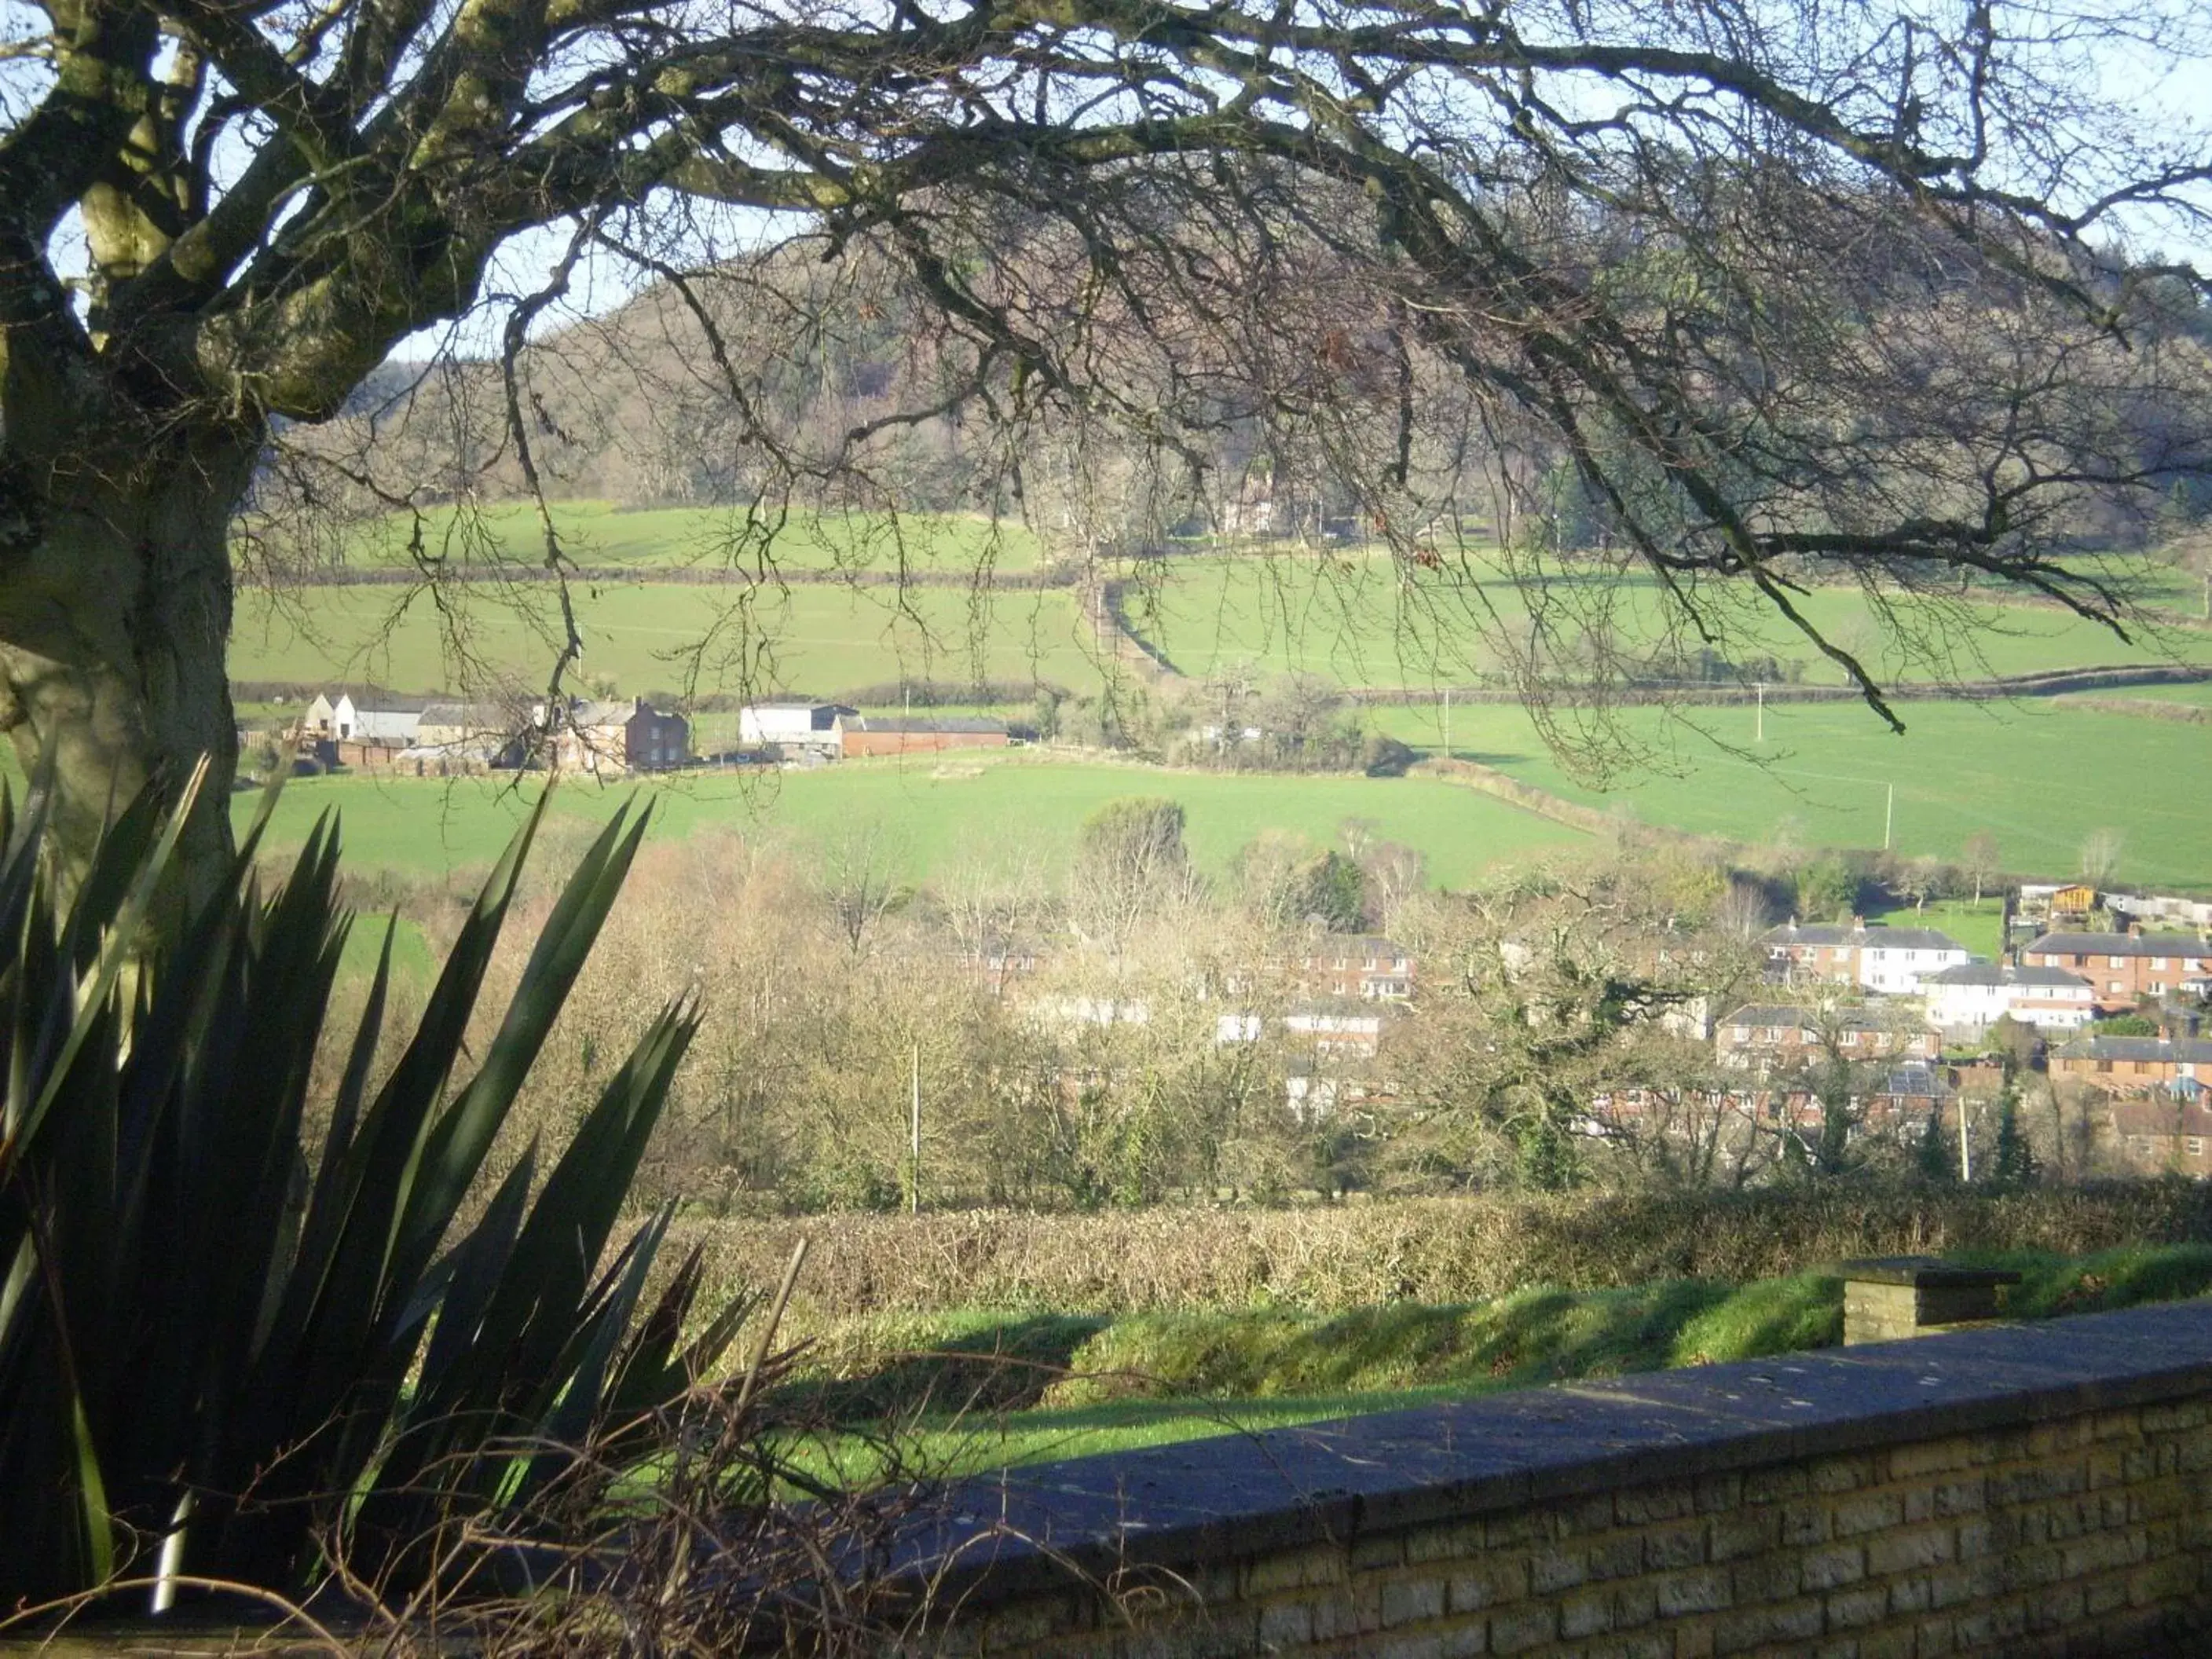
xmin=2049 ymin=1034 xmax=2212 ymax=1098
xmin=2021 ymin=927 xmax=2212 ymax=1008
xmin=1760 ymin=918 xmax=1970 ymax=994
xmin=1922 ymin=961 xmax=2098 ymax=1035
xmin=738 ymin=701 xmax=852 ymax=753
xmin=836 ymin=713 xmax=1009 ymax=758
xmin=622 ymin=700 xmax=690 ymax=771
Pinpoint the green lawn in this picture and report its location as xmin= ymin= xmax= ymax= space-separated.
xmin=233 ymin=579 xmax=1111 ymax=700
xmin=291 ymin=500 xmax=1051 ymax=575
xmin=1371 ymin=698 xmax=2212 ymax=887
xmin=1866 ymin=899 xmax=2006 ymax=959
xmin=1115 ymin=552 xmax=2212 ymax=690
xmin=237 ymin=754 xmax=1584 ymax=888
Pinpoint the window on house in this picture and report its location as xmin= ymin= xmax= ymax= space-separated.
xmin=2097 ymin=1060 xmax=2115 ymax=1074
xmin=2188 ymin=1138 xmax=2205 ymax=1158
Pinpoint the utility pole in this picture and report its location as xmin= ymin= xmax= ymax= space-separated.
xmin=1443 ymin=687 xmax=1452 ymax=760
xmin=1755 ymin=683 xmax=1765 ymax=743
xmin=1958 ymin=1097 xmax=1972 ymax=1184
xmin=1884 ymin=783 xmax=1895 ymax=851
xmin=910 ymin=1042 xmax=922 ymax=1214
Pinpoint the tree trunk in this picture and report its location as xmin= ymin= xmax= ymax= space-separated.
xmin=0 ymin=423 xmax=255 ymax=910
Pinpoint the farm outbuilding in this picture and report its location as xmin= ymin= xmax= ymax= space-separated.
xmin=836 ymin=714 xmax=1009 ymax=758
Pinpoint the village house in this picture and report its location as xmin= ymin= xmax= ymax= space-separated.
xmin=1714 ymin=1003 xmax=1939 ymax=1075
xmin=1921 ymin=961 xmax=2098 ymax=1035
xmin=2021 ymin=926 xmax=2212 ymax=1008
xmin=1283 ymin=999 xmax=1387 ymax=1058
xmin=1297 ymin=935 xmax=1414 ymax=1000
xmin=835 ymin=713 xmax=1010 ymax=758
xmin=2104 ymin=1097 xmax=2212 ymax=1177
xmin=2049 ymin=1033 xmax=2212 ymax=1099
xmin=738 ymin=701 xmax=853 ymax=754
xmin=1760 ymin=918 xmax=1970 ymax=995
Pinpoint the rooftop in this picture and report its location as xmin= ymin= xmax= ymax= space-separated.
xmin=1763 ymin=921 xmax=1965 ymax=953
xmin=2027 ymin=932 xmax=2212 ymax=958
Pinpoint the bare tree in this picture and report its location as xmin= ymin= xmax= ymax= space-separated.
xmin=816 ymin=820 xmax=906 ymax=958
xmin=1962 ymin=833 xmax=2003 ymax=906
xmin=5 ymin=0 xmax=2209 ymax=895
xmin=2078 ymin=828 xmax=2126 ymax=888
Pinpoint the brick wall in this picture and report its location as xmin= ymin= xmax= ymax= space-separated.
xmin=887 ymin=1303 xmax=2212 ymax=1657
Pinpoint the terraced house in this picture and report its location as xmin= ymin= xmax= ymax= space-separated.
xmin=2022 ymin=926 xmax=2212 ymax=1009
xmin=2049 ymin=1034 xmax=2212 ymax=1101
xmin=1760 ymin=917 xmax=1971 ymax=994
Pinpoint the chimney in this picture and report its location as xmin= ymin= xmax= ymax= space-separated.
xmin=1851 ymin=914 xmax=1866 ymax=933
xmin=2129 ymin=921 xmax=2144 ymax=939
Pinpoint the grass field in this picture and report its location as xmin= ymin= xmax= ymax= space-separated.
xmin=233 ymin=579 xmax=1111 ymax=700
xmin=237 ymin=754 xmax=1584 ymax=887
xmin=306 ymin=500 xmax=1051 ymax=575
xmin=1372 ymin=698 xmax=2212 ymax=886
xmin=1115 ymin=552 xmax=2212 ymax=690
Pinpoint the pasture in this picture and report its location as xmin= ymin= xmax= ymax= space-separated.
xmin=1373 ymin=698 xmax=2212 ymax=887
xmin=1115 ymin=551 xmax=2212 ymax=690
xmin=236 ymin=754 xmax=1585 ymax=888
xmin=304 ymin=499 xmax=1051 ymax=575
xmin=233 ymin=578 xmax=1111 ymax=700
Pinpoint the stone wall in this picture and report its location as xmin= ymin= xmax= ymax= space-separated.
xmin=885 ymin=1302 xmax=2212 ymax=1657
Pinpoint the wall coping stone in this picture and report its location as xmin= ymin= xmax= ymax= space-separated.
xmin=1839 ymin=1254 xmax=2024 ymax=1289
xmin=877 ymin=1299 xmax=2212 ymax=1606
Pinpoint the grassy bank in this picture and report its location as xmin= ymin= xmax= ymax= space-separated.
xmin=778 ymin=1240 xmax=2212 ymax=1481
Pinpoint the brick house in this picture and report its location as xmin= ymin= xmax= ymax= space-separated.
xmin=836 ymin=714 xmax=1009 ymax=757
xmin=2104 ymin=1097 xmax=2212 ymax=1177
xmin=2021 ymin=928 xmax=2212 ymax=1009
xmin=1760 ymin=918 xmax=1970 ymax=995
xmin=623 ymin=700 xmax=690 ymax=771
xmin=1715 ymin=1003 xmax=1939 ymax=1074
xmin=2049 ymin=1034 xmax=2212 ymax=1097
xmin=1297 ymin=935 xmax=1413 ymax=1000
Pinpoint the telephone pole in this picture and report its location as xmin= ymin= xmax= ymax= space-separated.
xmin=1884 ymin=783 xmax=1895 ymax=851
xmin=1755 ymin=683 xmax=1765 ymax=743
xmin=1443 ymin=687 xmax=1452 ymax=760
xmin=909 ymin=1042 xmax=922 ymax=1214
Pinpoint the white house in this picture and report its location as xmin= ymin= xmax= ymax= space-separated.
xmin=1855 ymin=925 xmax=1972 ymax=994
xmin=1763 ymin=919 xmax=1971 ymax=995
xmin=1922 ymin=962 xmax=2098 ymax=1035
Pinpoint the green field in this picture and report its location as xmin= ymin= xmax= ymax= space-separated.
xmin=1372 ymin=698 xmax=2212 ymax=886
xmin=1115 ymin=552 xmax=2212 ymax=690
xmin=237 ymin=755 xmax=1584 ymax=886
xmin=233 ymin=579 xmax=1111 ymax=699
xmin=304 ymin=500 xmax=1050 ymax=575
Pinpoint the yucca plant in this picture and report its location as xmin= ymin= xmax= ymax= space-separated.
xmin=0 ymin=770 xmax=751 ymax=1610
